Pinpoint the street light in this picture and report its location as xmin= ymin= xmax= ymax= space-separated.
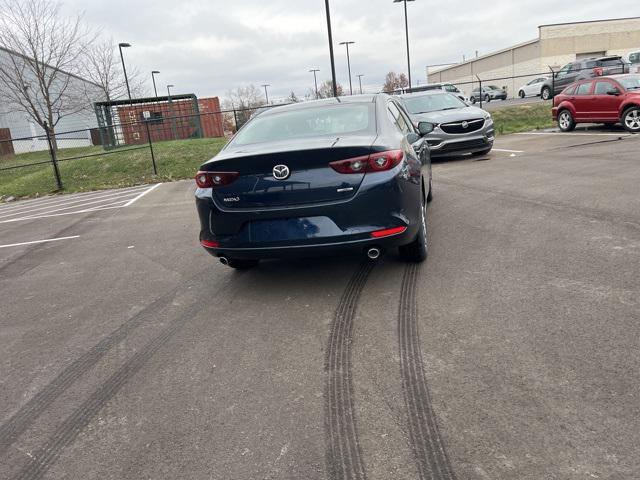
xmin=356 ymin=74 xmax=364 ymax=94
xmin=261 ymin=84 xmax=270 ymax=105
xmin=339 ymin=41 xmax=355 ymax=95
xmin=324 ymin=0 xmax=338 ymax=97
xmin=166 ymin=84 xmax=177 ymax=140
xmin=151 ymin=70 xmax=160 ymax=98
xmin=118 ymin=42 xmax=132 ymax=101
xmin=309 ymin=68 xmax=320 ymax=99
xmin=393 ymin=0 xmax=415 ymax=90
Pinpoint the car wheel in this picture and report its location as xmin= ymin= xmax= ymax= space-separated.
xmin=472 ymin=146 xmax=492 ymax=156
xmin=541 ymin=87 xmax=551 ymax=101
xmin=519 ymin=90 xmax=525 ymax=98
xmin=470 ymin=96 xmax=476 ymax=104
xmin=484 ymin=94 xmax=491 ymax=103
xmin=558 ymin=109 xmax=576 ymax=132
xmin=225 ymin=258 xmax=259 ymax=270
xmin=622 ymin=106 xmax=640 ymax=133
xmin=399 ymin=196 xmax=428 ymax=263
xmin=426 ymin=177 xmax=433 ymax=203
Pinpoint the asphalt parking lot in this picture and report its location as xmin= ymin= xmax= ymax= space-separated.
xmin=1 ymin=129 xmax=639 ymax=479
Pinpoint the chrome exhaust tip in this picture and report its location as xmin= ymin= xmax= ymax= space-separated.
xmin=366 ymin=247 xmax=381 ymax=260
xmin=219 ymin=256 xmax=229 ymax=266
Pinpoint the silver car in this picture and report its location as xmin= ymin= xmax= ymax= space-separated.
xmin=400 ymin=91 xmax=494 ymax=157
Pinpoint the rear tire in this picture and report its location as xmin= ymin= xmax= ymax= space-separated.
xmin=399 ymin=198 xmax=428 ymax=263
xmin=519 ymin=90 xmax=525 ymax=98
xmin=621 ymin=106 xmax=640 ymax=133
xmin=484 ymin=94 xmax=491 ymax=103
xmin=558 ymin=109 xmax=576 ymax=132
xmin=541 ymin=87 xmax=551 ymax=101
xmin=226 ymin=258 xmax=259 ymax=270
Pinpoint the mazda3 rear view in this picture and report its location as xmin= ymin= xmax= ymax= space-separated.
xmin=195 ymin=94 xmax=433 ymax=269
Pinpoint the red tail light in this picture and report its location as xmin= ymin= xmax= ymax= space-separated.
xmin=593 ymin=67 xmax=604 ymax=76
xmin=201 ymin=239 xmax=220 ymax=248
xmin=370 ymin=226 xmax=407 ymax=238
xmin=195 ymin=171 xmax=239 ymax=188
xmin=329 ymin=150 xmax=404 ymax=174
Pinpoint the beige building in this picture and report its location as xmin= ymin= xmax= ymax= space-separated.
xmin=427 ymin=17 xmax=640 ymax=98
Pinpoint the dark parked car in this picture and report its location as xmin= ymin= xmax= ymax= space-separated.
xmin=541 ymin=56 xmax=628 ymax=100
xmin=400 ymin=91 xmax=494 ymax=157
xmin=195 ymin=94 xmax=433 ymax=269
xmin=469 ymin=85 xmax=507 ymax=103
xmin=552 ymin=74 xmax=640 ymax=132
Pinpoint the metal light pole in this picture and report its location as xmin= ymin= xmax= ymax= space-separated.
xmin=167 ymin=84 xmax=177 ymax=140
xmin=356 ymin=74 xmax=364 ymax=94
xmin=261 ymin=84 xmax=270 ymax=104
xmin=118 ymin=42 xmax=132 ymax=101
xmin=151 ymin=70 xmax=160 ymax=98
xmin=393 ymin=0 xmax=415 ymax=90
xmin=324 ymin=0 xmax=338 ymax=97
xmin=309 ymin=68 xmax=320 ymax=98
xmin=339 ymin=41 xmax=355 ymax=95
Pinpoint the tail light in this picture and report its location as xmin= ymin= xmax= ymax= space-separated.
xmin=330 ymin=150 xmax=404 ymax=174
xmin=195 ymin=171 xmax=239 ymax=188
xmin=593 ymin=67 xmax=604 ymax=76
xmin=370 ymin=226 xmax=407 ymax=238
xmin=201 ymin=239 xmax=220 ymax=248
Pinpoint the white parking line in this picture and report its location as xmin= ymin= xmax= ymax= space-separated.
xmin=493 ymin=148 xmax=524 ymax=153
xmin=124 ymin=183 xmax=162 ymax=206
xmin=515 ymin=132 xmax=631 ymax=137
xmin=0 ymin=206 xmax=123 ymax=224
xmin=0 ymin=186 xmax=150 ymax=220
xmin=0 ymin=235 xmax=79 ymax=249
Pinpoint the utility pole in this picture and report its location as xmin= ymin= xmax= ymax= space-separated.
xmin=356 ymin=74 xmax=364 ymax=94
xmin=261 ymin=84 xmax=270 ymax=104
xmin=118 ymin=42 xmax=132 ymax=101
xmin=324 ymin=0 xmax=338 ymax=97
xmin=309 ymin=69 xmax=320 ymax=99
xmin=393 ymin=0 xmax=415 ymax=89
xmin=339 ymin=41 xmax=355 ymax=95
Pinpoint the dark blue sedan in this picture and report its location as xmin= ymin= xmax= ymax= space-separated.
xmin=195 ymin=94 xmax=433 ymax=269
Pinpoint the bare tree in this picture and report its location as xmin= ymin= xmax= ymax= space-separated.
xmin=222 ymin=85 xmax=266 ymax=131
xmin=382 ymin=72 xmax=409 ymax=93
xmin=80 ymin=37 xmax=146 ymax=102
xmin=0 ymin=0 xmax=96 ymax=146
xmin=315 ymin=80 xmax=344 ymax=99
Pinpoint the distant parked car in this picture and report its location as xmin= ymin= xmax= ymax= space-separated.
xmin=406 ymin=83 xmax=468 ymax=102
xmin=517 ymin=77 xmax=548 ymax=98
xmin=469 ymin=85 xmax=507 ymax=104
xmin=400 ymin=91 xmax=494 ymax=157
xmin=540 ymin=56 xmax=628 ymax=100
xmin=623 ymin=50 xmax=640 ymax=74
xmin=552 ymin=74 xmax=640 ymax=133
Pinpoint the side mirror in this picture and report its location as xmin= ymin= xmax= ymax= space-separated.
xmin=406 ymin=132 xmax=421 ymax=145
xmin=607 ymin=89 xmax=621 ymax=96
xmin=417 ymin=122 xmax=435 ymax=136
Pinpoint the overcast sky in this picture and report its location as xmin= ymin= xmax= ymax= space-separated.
xmin=62 ymin=0 xmax=639 ymax=101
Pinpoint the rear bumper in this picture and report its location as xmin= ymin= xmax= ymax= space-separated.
xmin=199 ymin=229 xmax=414 ymax=260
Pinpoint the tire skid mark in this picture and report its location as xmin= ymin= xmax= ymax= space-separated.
xmin=13 ymin=297 xmax=204 ymax=480
xmin=399 ymin=263 xmax=456 ymax=480
xmin=324 ymin=261 xmax=374 ymax=480
xmin=0 ymin=270 xmax=207 ymax=457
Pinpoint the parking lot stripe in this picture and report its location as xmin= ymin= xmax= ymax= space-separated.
xmin=0 ymin=205 xmax=124 ymax=224
xmin=515 ymin=132 xmax=631 ymax=137
xmin=492 ymin=148 xmax=524 ymax=153
xmin=0 ymin=235 xmax=79 ymax=249
xmin=0 ymin=185 xmax=149 ymax=217
xmin=0 ymin=189 xmax=149 ymax=218
xmin=123 ymin=183 xmax=162 ymax=206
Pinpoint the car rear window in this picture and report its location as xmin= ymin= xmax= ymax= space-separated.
xmin=229 ymin=104 xmax=375 ymax=146
xmin=599 ymin=59 xmax=623 ymax=67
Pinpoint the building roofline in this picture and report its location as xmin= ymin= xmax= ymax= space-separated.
xmin=0 ymin=45 xmax=101 ymax=89
xmin=539 ymin=16 xmax=640 ymax=29
xmin=429 ymin=38 xmax=538 ymax=75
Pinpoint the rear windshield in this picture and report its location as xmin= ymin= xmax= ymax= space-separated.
xmin=230 ymin=104 xmax=375 ymax=146
xmin=402 ymin=93 xmax=466 ymax=114
xmin=599 ymin=58 xmax=623 ymax=67
xmin=618 ymin=75 xmax=640 ymax=90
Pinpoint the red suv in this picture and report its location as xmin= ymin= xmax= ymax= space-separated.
xmin=552 ymin=74 xmax=640 ymax=132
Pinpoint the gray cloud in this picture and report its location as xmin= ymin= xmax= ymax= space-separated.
xmin=62 ymin=0 xmax=640 ymax=100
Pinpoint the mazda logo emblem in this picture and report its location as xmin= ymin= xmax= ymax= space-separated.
xmin=461 ymin=121 xmax=469 ymax=129
xmin=272 ymin=164 xmax=290 ymax=180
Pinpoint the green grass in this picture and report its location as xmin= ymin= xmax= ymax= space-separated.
xmin=492 ymin=102 xmax=555 ymax=135
xmin=0 ymin=137 xmax=227 ymax=199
